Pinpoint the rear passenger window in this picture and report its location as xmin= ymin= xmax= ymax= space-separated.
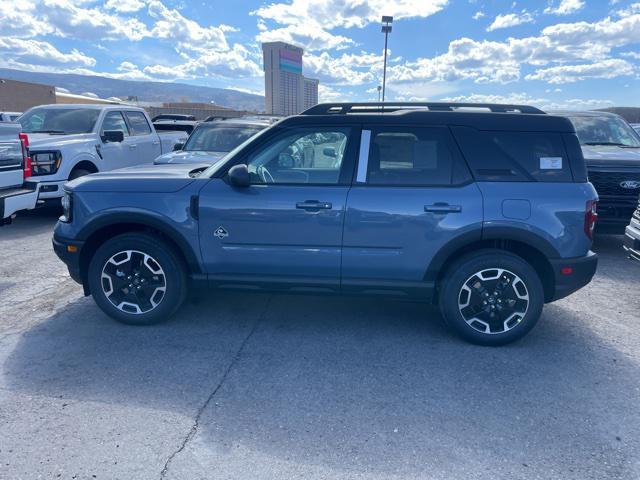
xmin=125 ymin=111 xmax=152 ymax=136
xmin=367 ymin=127 xmax=470 ymax=186
xmin=452 ymin=127 xmax=572 ymax=182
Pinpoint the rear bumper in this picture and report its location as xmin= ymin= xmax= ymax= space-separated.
xmin=548 ymin=251 xmax=598 ymax=302
xmin=0 ymin=184 xmax=39 ymax=223
xmin=52 ymin=233 xmax=84 ymax=285
xmin=623 ymin=219 xmax=640 ymax=262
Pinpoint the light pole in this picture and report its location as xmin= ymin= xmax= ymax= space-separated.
xmin=377 ymin=85 xmax=382 ymax=102
xmin=381 ymin=16 xmax=393 ymax=102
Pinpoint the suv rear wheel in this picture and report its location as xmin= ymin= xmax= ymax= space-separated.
xmin=88 ymin=233 xmax=187 ymax=325
xmin=439 ymin=249 xmax=544 ymax=346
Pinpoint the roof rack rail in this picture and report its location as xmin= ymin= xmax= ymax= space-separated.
xmin=301 ymin=102 xmax=546 ymax=115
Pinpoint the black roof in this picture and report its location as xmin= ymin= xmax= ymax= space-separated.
xmin=279 ymin=102 xmax=575 ymax=133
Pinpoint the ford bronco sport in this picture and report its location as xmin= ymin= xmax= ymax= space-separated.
xmin=53 ymin=103 xmax=598 ymax=345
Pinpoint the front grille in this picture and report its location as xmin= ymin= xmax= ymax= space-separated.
xmin=588 ymin=170 xmax=640 ymax=197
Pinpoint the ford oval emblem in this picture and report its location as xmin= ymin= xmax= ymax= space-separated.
xmin=620 ymin=180 xmax=640 ymax=189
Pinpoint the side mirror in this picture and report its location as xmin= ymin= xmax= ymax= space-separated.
xmin=102 ymin=130 xmax=124 ymax=143
xmin=173 ymin=142 xmax=184 ymax=151
xmin=323 ymin=147 xmax=337 ymax=158
xmin=228 ymin=164 xmax=250 ymax=187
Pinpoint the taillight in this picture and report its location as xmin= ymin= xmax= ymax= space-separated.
xmin=584 ymin=200 xmax=598 ymax=240
xmin=19 ymin=133 xmax=32 ymax=179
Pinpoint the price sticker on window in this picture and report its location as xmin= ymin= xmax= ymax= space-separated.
xmin=540 ymin=157 xmax=563 ymax=170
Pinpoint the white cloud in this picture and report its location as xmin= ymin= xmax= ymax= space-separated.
xmin=544 ymin=0 xmax=585 ymax=15
xmin=487 ymin=11 xmax=534 ymax=31
xmin=43 ymin=0 xmax=150 ymax=41
xmin=0 ymin=0 xmax=52 ymax=37
xmin=525 ymin=58 xmax=636 ymax=83
xmin=148 ymin=0 xmax=228 ymax=51
xmin=0 ymin=37 xmax=95 ymax=67
xmin=473 ymin=11 xmax=485 ymax=20
xmin=256 ymin=21 xmax=355 ymax=51
xmin=441 ymin=92 xmax=615 ymax=111
xmin=105 ymin=0 xmax=146 ymax=13
xmin=253 ymin=0 xmax=449 ymax=30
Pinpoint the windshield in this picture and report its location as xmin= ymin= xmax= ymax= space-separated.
xmin=569 ymin=115 xmax=640 ymax=147
xmin=184 ymin=125 xmax=263 ymax=152
xmin=19 ymin=107 xmax=100 ymax=134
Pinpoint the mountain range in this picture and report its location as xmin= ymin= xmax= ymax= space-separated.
xmin=0 ymin=68 xmax=264 ymax=112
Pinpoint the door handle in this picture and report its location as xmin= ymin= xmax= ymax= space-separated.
xmin=296 ymin=201 xmax=332 ymax=210
xmin=152 ymin=140 xmax=160 ymax=145
xmin=424 ymin=203 xmax=462 ymax=214
xmin=128 ymin=144 xmax=137 ymax=149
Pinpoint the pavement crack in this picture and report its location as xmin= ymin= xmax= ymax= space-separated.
xmin=159 ymin=295 xmax=273 ymax=479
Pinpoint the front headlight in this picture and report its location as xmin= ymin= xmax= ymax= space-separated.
xmin=31 ymin=151 xmax=62 ymax=175
xmin=60 ymin=191 xmax=73 ymax=223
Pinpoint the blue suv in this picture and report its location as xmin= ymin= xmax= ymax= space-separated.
xmin=53 ymin=103 xmax=599 ymax=345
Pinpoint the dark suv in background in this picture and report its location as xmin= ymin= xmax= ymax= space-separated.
xmin=53 ymin=103 xmax=598 ymax=346
xmin=555 ymin=111 xmax=640 ymax=233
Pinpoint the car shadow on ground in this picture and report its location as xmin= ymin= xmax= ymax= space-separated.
xmin=3 ymin=285 xmax=637 ymax=478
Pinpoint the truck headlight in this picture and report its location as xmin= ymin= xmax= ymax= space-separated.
xmin=31 ymin=151 xmax=61 ymax=175
xmin=60 ymin=191 xmax=73 ymax=223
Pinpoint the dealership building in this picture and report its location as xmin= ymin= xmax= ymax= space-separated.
xmin=262 ymin=42 xmax=320 ymax=116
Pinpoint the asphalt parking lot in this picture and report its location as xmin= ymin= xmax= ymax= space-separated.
xmin=0 ymin=209 xmax=639 ymax=480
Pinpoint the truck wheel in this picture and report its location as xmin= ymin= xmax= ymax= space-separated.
xmin=88 ymin=233 xmax=187 ymax=325
xmin=439 ymin=249 xmax=544 ymax=346
xmin=69 ymin=168 xmax=91 ymax=180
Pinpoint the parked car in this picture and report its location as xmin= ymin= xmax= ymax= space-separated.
xmin=151 ymin=114 xmax=196 ymax=122
xmin=553 ymin=111 xmax=640 ymax=233
xmin=153 ymin=119 xmax=269 ymax=165
xmin=0 ymin=112 xmax=22 ymax=122
xmin=17 ymin=104 xmax=188 ymax=203
xmin=623 ymin=197 xmax=640 ymax=261
xmin=153 ymin=119 xmax=198 ymax=135
xmin=0 ymin=122 xmax=38 ymax=224
xmin=53 ymin=102 xmax=598 ymax=346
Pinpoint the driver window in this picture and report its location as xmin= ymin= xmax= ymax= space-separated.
xmin=246 ymin=128 xmax=350 ymax=185
xmin=101 ymin=111 xmax=129 ymax=137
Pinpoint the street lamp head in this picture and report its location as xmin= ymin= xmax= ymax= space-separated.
xmin=382 ymin=15 xmax=394 ymax=23
xmin=381 ymin=25 xmax=392 ymax=33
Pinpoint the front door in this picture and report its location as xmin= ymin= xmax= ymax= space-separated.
xmin=198 ymin=126 xmax=358 ymax=290
xmin=342 ymin=125 xmax=484 ymax=297
xmin=99 ymin=110 xmax=133 ymax=170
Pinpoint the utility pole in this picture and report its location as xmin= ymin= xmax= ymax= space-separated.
xmin=381 ymin=16 xmax=393 ymax=102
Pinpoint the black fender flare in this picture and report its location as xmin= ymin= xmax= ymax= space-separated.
xmin=76 ymin=209 xmax=202 ymax=273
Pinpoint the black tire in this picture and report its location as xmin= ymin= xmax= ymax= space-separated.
xmin=88 ymin=233 xmax=187 ymax=325
xmin=69 ymin=168 xmax=92 ymax=180
xmin=439 ymin=249 xmax=544 ymax=346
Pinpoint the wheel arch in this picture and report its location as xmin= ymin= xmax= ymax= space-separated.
xmin=69 ymin=159 xmax=99 ymax=177
xmin=77 ymin=212 xmax=202 ymax=292
xmin=427 ymin=228 xmax=559 ymax=303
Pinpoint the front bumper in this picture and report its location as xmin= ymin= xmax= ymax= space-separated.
xmin=52 ymin=233 xmax=84 ymax=285
xmin=1 ymin=184 xmax=39 ymax=223
xmin=595 ymin=195 xmax=638 ymax=233
xmin=623 ymin=218 xmax=640 ymax=262
xmin=548 ymin=251 xmax=598 ymax=302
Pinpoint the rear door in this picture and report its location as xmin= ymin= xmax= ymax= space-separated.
xmin=198 ymin=125 xmax=358 ymax=289
xmin=124 ymin=111 xmax=161 ymax=164
xmin=341 ymin=125 xmax=483 ymax=297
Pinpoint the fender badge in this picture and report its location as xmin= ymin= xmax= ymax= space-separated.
xmin=214 ymin=226 xmax=229 ymax=239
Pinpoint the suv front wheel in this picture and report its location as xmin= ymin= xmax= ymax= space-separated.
xmin=439 ymin=250 xmax=544 ymax=346
xmin=88 ymin=233 xmax=187 ymax=325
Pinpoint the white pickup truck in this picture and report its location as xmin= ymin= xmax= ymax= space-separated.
xmin=17 ymin=104 xmax=187 ymax=202
xmin=0 ymin=122 xmax=37 ymax=224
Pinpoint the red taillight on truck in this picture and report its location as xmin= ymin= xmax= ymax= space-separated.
xmin=19 ymin=133 xmax=32 ymax=179
xmin=584 ymin=200 xmax=598 ymax=240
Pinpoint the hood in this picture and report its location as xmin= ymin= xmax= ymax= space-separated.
xmin=25 ymin=133 xmax=96 ymax=149
xmin=154 ymin=149 xmax=227 ymax=165
xmin=67 ymin=162 xmax=211 ymax=193
xmin=582 ymin=145 xmax=640 ymax=168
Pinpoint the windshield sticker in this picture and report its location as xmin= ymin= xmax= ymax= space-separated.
xmin=540 ymin=157 xmax=563 ymax=170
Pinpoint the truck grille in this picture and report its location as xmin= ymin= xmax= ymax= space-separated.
xmin=588 ymin=170 xmax=640 ymax=197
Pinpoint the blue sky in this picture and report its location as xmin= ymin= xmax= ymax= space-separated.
xmin=1 ymin=0 xmax=639 ymax=110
